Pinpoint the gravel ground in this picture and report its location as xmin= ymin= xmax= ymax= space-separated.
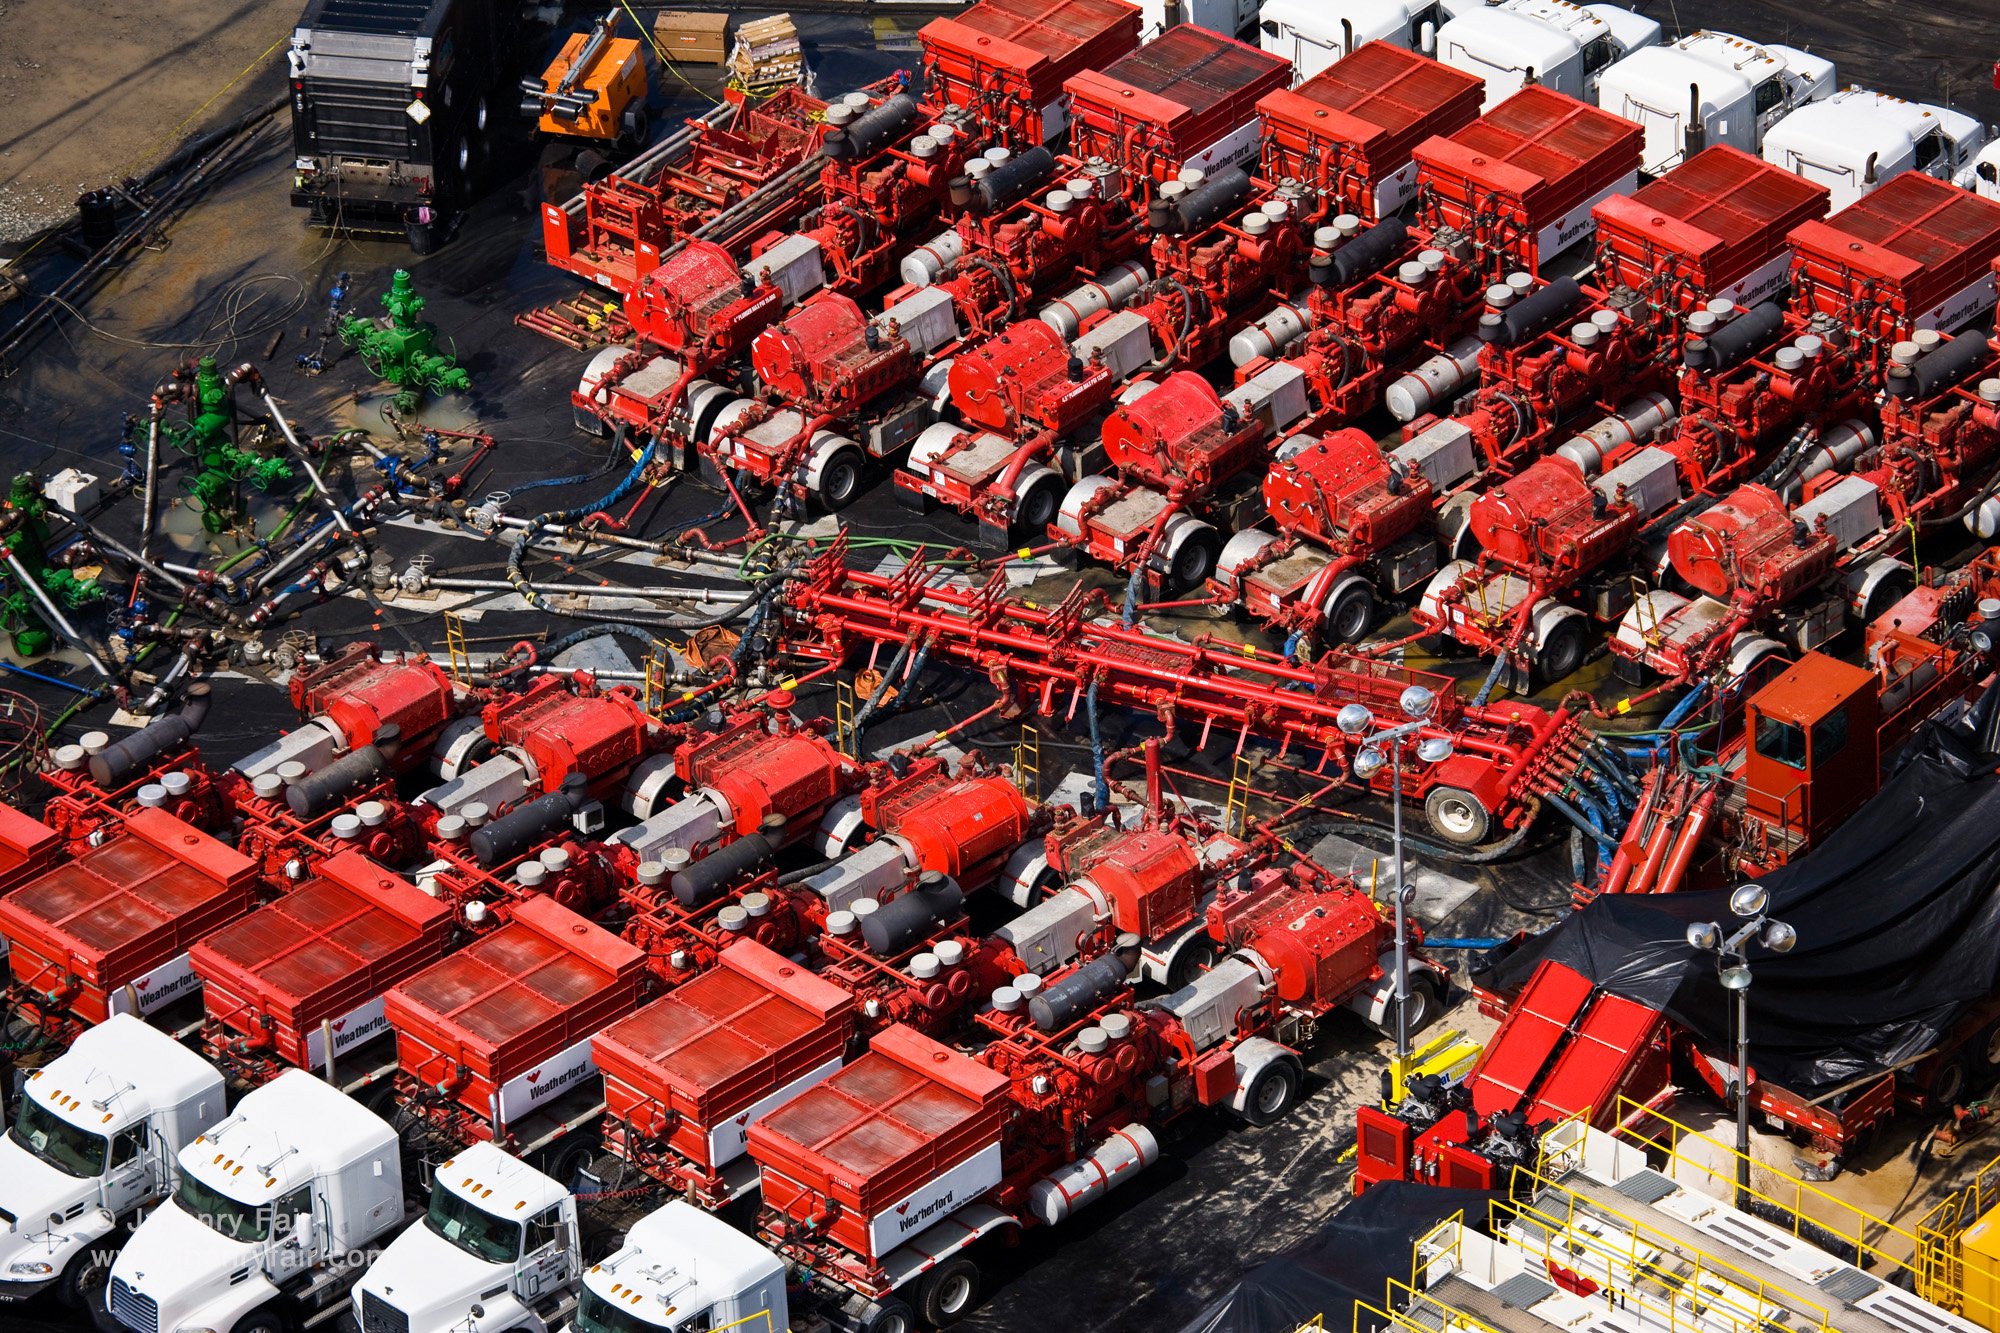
xmin=0 ymin=0 xmax=295 ymax=244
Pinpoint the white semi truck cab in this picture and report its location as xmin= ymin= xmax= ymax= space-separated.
xmin=1594 ymin=30 xmax=1835 ymax=172
xmin=354 ymin=1142 xmax=581 ymax=1333
xmin=1435 ymin=0 xmax=1661 ymax=110
xmin=1257 ymin=0 xmax=1448 ymax=80
xmin=570 ymin=1202 xmax=788 ymax=1333
xmin=1761 ymin=87 xmax=1994 ymax=210
xmin=0 ymin=1015 xmax=224 ymax=1314
xmin=108 ymin=1068 xmax=405 ymax=1333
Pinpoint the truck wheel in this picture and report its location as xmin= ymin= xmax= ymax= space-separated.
xmin=1170 ymin=530 xmax=1222 ymax=595
xmin=1241 ymin=1056 xmax=1303 ymax=1127
xmin=857 ymin=1296 xmax=917 ymax=1333
xmin=540 ymin=1133 xmax=601 ymax=1187
xmin=1934 ymin=1054 xmax=1972 ymax=1109
xmin=1533 ymin=617 xmax=1589 ymax=685
xmin=1011 ymin=474 xmax=1063 ymax=544
xmin=1165 ymin=937 xmax=1218 ymax=991
xmin=1322 ymin=580 xmax=1377 ymax=646
xmin=916 ymin=1256 xmax=981 ymax=1327
xmin=57 ymin=1245 xmax=114 ymax=1315
xmin=232 ymin=1308 xmax=287 ymax=1333
xmin=815 ymin=447 xmax=865 ymax=511
xmin=1975 ymin=1019 xmax=2000 ymax=1075
xmin=1424 ymin=786 xmax=1491 ymax=846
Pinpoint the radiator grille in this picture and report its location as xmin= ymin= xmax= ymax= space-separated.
xmin=109 ymin=1278 xmax=159 ymax=1333
xmin=303 ymin=77 xmax=417 ymax=157
xmin=362 ymin=1290 xmax=412 ymax=1333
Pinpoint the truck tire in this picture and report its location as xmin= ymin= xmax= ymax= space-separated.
xmin=1533 ymin=617 xmax=1589 ymax=685
xmin=1011 ymin=474 xmax=1063 ymax=544
xmin=916 ymin=1256 xmax=981 ymax=1327
xmin=232 ymin=1308 xmax=287 ymax=1333
xmin=1164 ymin=936 xmax=1218 ymax=991
xmin=1424 ymin=786 xmax=1492 ymax=846
xmin=1241 ymin=1055 xmax=1303 ymax=1127
xmin=1933 ymin=1054 xmax=1972 ymax=1109
xmin=1322 ymin=579 xmax=1377 ymax=646
xmin=1170 ymin=529 xmax=1222 ymax=595
xmin=857 ymin=1296 xmax=917 ymax=1333
xmin=815 ymin=446 xmax=866 ymax=511
xmin=1974 ymin=1019 xmax=2000 ymax=1075
xmin=57 ymin=1246 xmax=115 ymax=1322
xmin=540 ymin=1132 xmax=601 ymax=1187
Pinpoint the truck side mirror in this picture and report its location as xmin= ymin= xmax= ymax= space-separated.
xmin=291 ymin=1213 xmax=316 ymax=1250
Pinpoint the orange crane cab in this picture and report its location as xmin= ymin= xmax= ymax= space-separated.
xmin=521 ymin=9 xmax=651 ymax=148
xmin=1742 ymin=654 xmax=1882 ymax=858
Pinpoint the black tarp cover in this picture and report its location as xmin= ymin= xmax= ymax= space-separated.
xmin=1493 ymin=722 xmax=2000 ymax=1095
xmin=1174 ymin=1184 xmax=1503 ymax=1333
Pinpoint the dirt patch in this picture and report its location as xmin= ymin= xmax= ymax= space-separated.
xmin=0 ymin=0 xmax=295 ymax=244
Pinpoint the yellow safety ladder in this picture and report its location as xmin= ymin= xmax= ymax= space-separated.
xmin=443 ymin=610 xmax=469 ymax=684
xmin=1013 ymin=722 xmax=1040 ymax=801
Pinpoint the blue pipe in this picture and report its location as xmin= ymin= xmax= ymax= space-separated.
xmin=0 ymin=661 xmax=98 ymax=694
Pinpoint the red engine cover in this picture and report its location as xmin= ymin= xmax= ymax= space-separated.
xmin=484 ymin=677 xmax=652 ymax=793
xmin=865 ymin=768 xmax=1032 ymax=884
xmin=292 ymin=648 xmax=457 ymax=752
xmin=1668 ymin=483 xmax=1836 ymax=603
xmin=679 ymin=717 xmax=849 ymax=837
xmin=1241 ymin=883 xmax=1385 ymax=1009
xmin=751 ymin=292 xmax=882 ymax=403
xmin=948 ymin=319 xmax=1073 ymax=434
xmin=1102 ymin=373 xmax=1263 ymax=489
xmin=1263 ymin=428 xmax=1435 ymax=549
xmin=626 ymin=238 xmax=782 ymax=358
xmin=1470 ymin=455 xmax=1639 ymax=574
xmin=1048 ymin=824 xmax=1202 ymax=942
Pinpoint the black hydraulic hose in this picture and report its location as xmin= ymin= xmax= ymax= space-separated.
xmin=88 ymin=684 xmax=210 ymax=786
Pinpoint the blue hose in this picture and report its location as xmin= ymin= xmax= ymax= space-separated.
xmin=508 ymin=434 xmax=659 ymax=610
xmin=1087 ymin=677 xmax=1110 ymax=812
xmin=1424 ymin=936 xmax=1510 ymax=950
xmin=0 ymin=662 xmax=97 ymax=694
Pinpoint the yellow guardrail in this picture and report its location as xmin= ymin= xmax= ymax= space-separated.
xmin=1502 ymin=1180 xmax=1815 ymax=1333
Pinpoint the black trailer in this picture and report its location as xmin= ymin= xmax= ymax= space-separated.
xmin=286 ymin=0 xmax=521 ymax=252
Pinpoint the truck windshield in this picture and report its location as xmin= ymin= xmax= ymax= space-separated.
xmin=174 ymin=1173 xmax=271 ymax=1241
xmin=576 ymin=1288 xmax=695 ymax=1333
xmin=9 ymin=1097 xmax=109 ymax=1177
xmin=424 ymin=1184 xmax=522 ymax=1263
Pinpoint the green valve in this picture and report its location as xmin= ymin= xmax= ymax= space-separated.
xmin=339 ymin=269 xmax=473 ymax=415
xmin=163 ymin=358 xmax=294 ymax=533
xmin=0 ymin=472 xmax=101 ymax=658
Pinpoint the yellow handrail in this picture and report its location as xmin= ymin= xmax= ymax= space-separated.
xmin=1609 ymin=1097 xmax=2000 ymax=1330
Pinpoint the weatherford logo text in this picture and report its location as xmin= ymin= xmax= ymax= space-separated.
xmin=525 ymin=1060 xmax=589 ymax=1105
xmin=895 ymin=1188 xmax=955 ymax=1236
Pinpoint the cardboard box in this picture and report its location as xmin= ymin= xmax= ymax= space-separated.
xmin=655 ymin=11 xmax=729 ymax=66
